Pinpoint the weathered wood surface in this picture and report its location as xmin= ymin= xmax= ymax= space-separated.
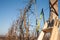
xmin=49 ymin=0 xmax=58 ymax=40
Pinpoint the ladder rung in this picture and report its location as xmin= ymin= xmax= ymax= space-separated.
xmin=42 ymin=27 xmax=53 ymax=33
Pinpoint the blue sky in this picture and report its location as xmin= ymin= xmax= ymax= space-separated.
xmin=0 ymin=0 xmax=60 ymax=35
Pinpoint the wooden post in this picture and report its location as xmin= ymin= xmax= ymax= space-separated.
xmin=37 ymin=22 xmax=48 ymax=40
xmin=49 ymin=0 xmax=58 ymax=40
